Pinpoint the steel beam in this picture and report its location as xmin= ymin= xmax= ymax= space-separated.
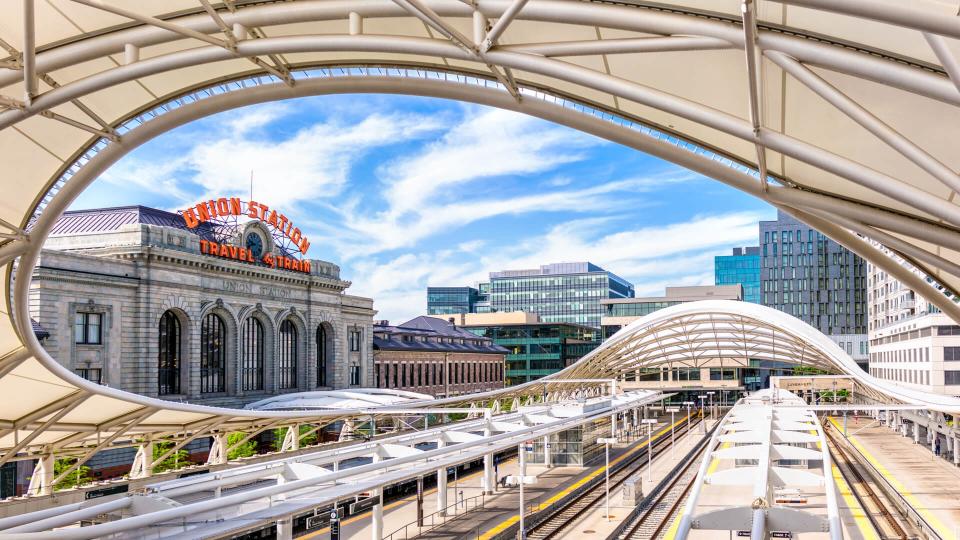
xmin=68 ymin=0 xmax=227 ymax=48
xmin=480 ymin=0 xmax=529 ymax=52
xmin=22 ymin=0 xmax=36 ymax=103
xmin=924 ymin=32 xmax=960 ymax=95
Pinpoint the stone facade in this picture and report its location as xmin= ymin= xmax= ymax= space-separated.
xmin=373 ymin=349 xmax=504 ymax=397
xmin=372 ymin=316 xmax=506 ymax=397
xmin=30 ymin=212 xmax=375 ymax=409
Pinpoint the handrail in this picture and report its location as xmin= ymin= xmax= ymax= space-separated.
xmin=382 ymin=492 xmax=487 ymax=540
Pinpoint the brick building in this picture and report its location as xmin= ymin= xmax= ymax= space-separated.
xmin=373 ymin=316 xmax=507 ymax=397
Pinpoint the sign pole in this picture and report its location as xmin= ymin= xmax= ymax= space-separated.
xmin=605 ymin=441 xmax=611 ymax=522
xmin=416 ymin=475 xmax=424 ymax=527
xmin=598 ymin=437 xmax=618 ymax=522
xmin=519 ymin=442 xmax=526 ymax=539
xmin=329 ymin=508 xmax=340 ymax=540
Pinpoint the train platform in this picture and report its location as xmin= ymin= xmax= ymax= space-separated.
xmin=300 ymin=418 xmax=681 ymax=539
xmin=560 ymin=418 xmax=713 ymax=539
xmin=826 ymin=415 xmax=960 ymax=539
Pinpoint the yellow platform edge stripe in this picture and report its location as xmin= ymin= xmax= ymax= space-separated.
xmin=826 ymin=416 xmax=953 ymax=539
xmin=478 ymin=413 xmax=694 ymax=540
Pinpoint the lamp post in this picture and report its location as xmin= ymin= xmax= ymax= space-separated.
xmin=519 ymin=440 xmax=530 ymax=539
xmin=666 ymin=407 xmax=680 ymax=457
xmin=706 ymin=391 xmax=716 ymax=422
xmin=641 ymin=418 xmax=657 ymax=483
xmin=682 ymin=401 xmax=694 ymax=425
xmin=598 ymin=436 xmax=617 ymax=522
xmin=697 ymin=395 xmax=707 ymax=433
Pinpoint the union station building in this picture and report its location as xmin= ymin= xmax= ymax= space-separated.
xmin=28 ymin=204 xmax=376 ymax=409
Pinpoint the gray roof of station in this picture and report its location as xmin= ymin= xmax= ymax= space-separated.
xmin=373 ymin=316 xmax=508 ymax=355
xmin=48 ymin=205 xmax=217 ymax=241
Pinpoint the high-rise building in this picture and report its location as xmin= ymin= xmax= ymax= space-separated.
xmin=444 ymin=312 xmax=597 ymax=385
xmin=715 ymin=247 xmax=761 ymax=303
xmin=489 ymin=262 xmax=634 ymax=331
xmin=759 ymin=210 xmax=869 ymax=368
xmin=426 ymin=286 xmax=480 ymax=315
xmin=866 ymin=261 xmax=960 ymax=395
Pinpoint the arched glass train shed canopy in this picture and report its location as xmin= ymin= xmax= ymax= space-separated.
xmin=1 ymin=0 xmax=960 ymax=461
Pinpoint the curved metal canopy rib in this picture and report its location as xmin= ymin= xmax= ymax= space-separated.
xmin=1 ymin=0 xmax=960 ymax=496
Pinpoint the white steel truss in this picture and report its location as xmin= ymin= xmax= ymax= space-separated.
xmin=0 ymin=390 xmax=663 ymax=539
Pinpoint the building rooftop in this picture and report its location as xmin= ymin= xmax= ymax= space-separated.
xmin=601 ymin=285 xmax=743 ymax=304
xmin=373 ymin=316 xmax=509 ymax=354
xmin=489 ymin=261 xmax=632 ymax=288
xmin=47 ymin=205 xmax=218 ymax=241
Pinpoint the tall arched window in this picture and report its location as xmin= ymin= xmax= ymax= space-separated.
xmin=316 ymin=325 xmax=328 ymax=387
xmin=158 ymin=311 xmax=180 ymax=395
xmin=201 ymin=313 xmax=226 ymax=393
xmin=278 ymin=319 xmax=298 ymax=390
xmin=241 ymin=318 xmax=264 ymax=391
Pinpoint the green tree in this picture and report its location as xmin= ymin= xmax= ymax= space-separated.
xmin=152 ymin=441 xmax=189 ymax=474
xmin=227 ymin=432 xmax=257 ymax=460
xmin=272 ymin=426 xmax=319 ymax=451
xmin=53 ymin=457 xmax=92 ymax=491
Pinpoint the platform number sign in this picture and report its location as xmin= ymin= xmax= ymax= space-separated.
xmin=330 ymin=509 xmax=340 ymax=540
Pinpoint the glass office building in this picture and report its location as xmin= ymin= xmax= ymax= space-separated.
xmin=426 ymin=286 xmax=480 ymax=315
xmin=462 ymin=322 xmax=597 ymax=385
xmin=715 ymin=247 xmax=761 ymax=304
xmin=489 ymin=262 xmax=634 ymax=332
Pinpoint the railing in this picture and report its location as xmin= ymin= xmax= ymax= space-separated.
xmin=383 ymin=492 xmax=487 ymax=540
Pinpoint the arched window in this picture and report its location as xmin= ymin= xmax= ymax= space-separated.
xmin=241 ymin=318 xmax=264 ymax=391
xmin=278 ymin=319 xmax=298 ymax=390
xmin=158 ymin=311 xmax=180 ymax=395
xmin=201 ymin=313 xmax=226 ymax=393
xmin=316 ymin=325 xmax=328 ymax=387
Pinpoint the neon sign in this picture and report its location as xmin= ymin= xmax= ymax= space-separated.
xmin=181 ymin=197 xmax=310 ymax=255
xmin=198 ymin=239 xmax=311 ymax=273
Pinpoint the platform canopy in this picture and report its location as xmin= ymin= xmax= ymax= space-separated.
xmin=1 ymin=0 xmax=960 ymax=482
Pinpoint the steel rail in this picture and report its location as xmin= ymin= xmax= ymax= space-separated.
xmin=823 ymin=421 xmax=910 ymax=540
xmin=526 ymin=415 xmax=703 ymax=540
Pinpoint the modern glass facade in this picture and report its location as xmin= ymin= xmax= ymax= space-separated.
xmin=715 ymin=247 xmax=761 ymax=304
xmin=760 ymin=210 xmax=867 ymax=335
xmin=426 ymin=286 xmax=479 ymax=315
xmin=604 ymin=300 xmax=685 ymax=318
xmin=463 ymin=322 xmax=598 ymax=385
xmin=489 ymin=262 xmax=634 ymax=331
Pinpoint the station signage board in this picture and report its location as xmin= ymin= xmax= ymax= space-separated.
xmin=180 ymin=197 xmax=311 ymax=255
xmin=180 ymin=197 xmax=313 ymax=274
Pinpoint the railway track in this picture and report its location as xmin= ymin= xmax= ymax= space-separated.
xmin=610 ymin=429 xmax=712 ymax=540
xmin=824 ymin=422 xmax=918 ymax=540
xmin=523 ymin=414 xmax=704 ymax=540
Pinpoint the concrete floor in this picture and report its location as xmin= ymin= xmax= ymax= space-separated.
xmin=828 ymin=415 xmax=960 ymax=539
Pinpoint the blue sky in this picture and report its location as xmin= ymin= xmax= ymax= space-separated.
xmin=71 ymin=94 xmax=775 ymax=322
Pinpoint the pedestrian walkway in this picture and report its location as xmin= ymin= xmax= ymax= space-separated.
xmin=826 ymin=416 xmax=960 ymax=539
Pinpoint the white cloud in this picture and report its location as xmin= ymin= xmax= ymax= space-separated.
xmin=350 ymin=211 xmax=768 ymax=323
xmin=106 ymin=106 xmax=447 ymax=213
xmin=99 ymin=156 xmax=194 ymax=204
xmin=379 ymin=107 xmax=597 ymax=215
xmin=189 ymin=111 xmax=446 ymax=209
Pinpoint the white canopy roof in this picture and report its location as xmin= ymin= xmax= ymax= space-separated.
xmin=1 ymin=0 xmax=960 ymax=484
